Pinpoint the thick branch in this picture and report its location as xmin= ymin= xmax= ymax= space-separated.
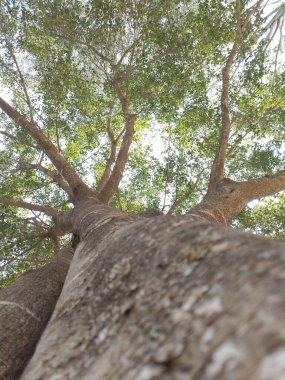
xmin=54 ymin=32 xmax=114 ymax=66
xmin=0 ymin=247 xmax=73 ymax=380
xmin=95 ymin=109 xmax=118 ymax=195
xmin=0 ymin=97 xmax=92 ymax=200
xmin=83 ymin=43 xmax=114 ymax=66
xmin=21 ymin=228 xmax=59 ymax=241
xmin=0 ymin=197 xmax=59 ymax=217
xmin=241 ymin=170 xmax=285 ymax=201
xmin=189 ymin=170 xmax=285 ymax=225
xmin=113 ymin=76 xmax=130 ymax=117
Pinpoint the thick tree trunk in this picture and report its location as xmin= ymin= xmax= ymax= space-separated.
xmin=20 ymin=201 xmax=285 ymax=380
xmin=0 ymin=248 xmax=73 ymax=380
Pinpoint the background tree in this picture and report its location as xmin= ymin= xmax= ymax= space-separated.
xmin=1 ymin=0 xmax=285 ymax=379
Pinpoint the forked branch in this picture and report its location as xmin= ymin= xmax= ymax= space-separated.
xmin=0 ymin=97 xmax=92 ymax=200
xmin=95 ymin=113 xmax=124 ymax=195
xmin=97 ymin=77 xmax=136 ymax=203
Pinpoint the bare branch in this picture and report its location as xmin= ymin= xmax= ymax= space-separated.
xmin=87 ymin=44 xmax=114 ymax=66
xmin=0 ymin=196 xmax=59 ymax=217
xmin=115 ymin=190 xmax=124 ymax=211
xmin=113 ymin=76 xmax=130 ymax=117
xmin=53 ymin=236 xmax=61 ymax=254
xmin=265 ymin=17 xmax=280 ymax=50
xmin=274 ymin=16 xmax=284 ymax=75
xmin=97 ymin=119 xmax=136 ymax=204
xmin=54 ymin=104 xmax=62 ymax=153
xmin=161 ymin=137 xmax=172 ymax=212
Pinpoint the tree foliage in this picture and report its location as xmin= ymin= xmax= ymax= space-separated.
xmin=0 ymin=0 xmax=285 ymax=286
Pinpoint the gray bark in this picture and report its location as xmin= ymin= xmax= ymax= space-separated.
xmin=0 ymin=248 xmax=73 ymax=380
xmin=21 ymin=201 xmax=285 ymax=380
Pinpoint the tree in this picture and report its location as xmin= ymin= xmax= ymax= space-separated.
xmin=1 ymin=0 xmax=285 ymax=379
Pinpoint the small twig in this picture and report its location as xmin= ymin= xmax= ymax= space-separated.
xmin=7 ymin=44 xmax=35 ymax=122
xmin=168 ymin=172 xmax=203 ymax=215
xmin=0 ymin=130 xmax=39 ymax=150
xmin=18 ymin=162 xmax=73 ymax=198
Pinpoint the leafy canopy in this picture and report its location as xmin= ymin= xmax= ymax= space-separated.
xmin=0 ymin=0 xmax=285 ymax=286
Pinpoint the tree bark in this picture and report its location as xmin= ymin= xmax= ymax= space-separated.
xmin=0 ymin=248 xmax=73 ymax=380
xmin=20 ymin=201 xmax=285 ymax=380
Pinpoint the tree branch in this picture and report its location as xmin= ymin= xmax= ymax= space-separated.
xmin=241 ymin=170 xmax=285 ymax=201
xmin=86 ymin=44 xmax=114 ymax=66
xmin=95 ymin=116 xmax=118 ymax=195
xmin=0 ymin=130 xmax=39 ymax=150
xmin=0 ymin=97 xmax=92 ymax=201
xmin=117 ymin=37 xmax=140 ymax=67
xmin=8 ymin=46 xmax=35 ymax=122
xmin=208 ymin=0 xmax=263 ymax=193
xmin=97 ymin=77 xmax=136 ymax=203
xmin=18 ymin=162 xmax=73 ymax=199
xmin=0 ymin=197 xmax=59 ymax=217
xmin=55 ymin=33 xmax=114 ymax=66
xmin=208 ymin=0 xmax=243 ymax=191
xmin=188 ymin=169 xmax=285 ymax=226
xmin=168 ymin=173 xmax=203 ymax=215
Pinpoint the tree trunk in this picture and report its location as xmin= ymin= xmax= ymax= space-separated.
xmin=20 ymin=201 xmax=285 ymax=380
xmin=0 ymin=248 xmax=73 ymax=380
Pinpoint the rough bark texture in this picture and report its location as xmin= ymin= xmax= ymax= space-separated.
xmin=21 ymin=202 xmax=285 ymax=380
xmin=189 ymin=174 xmax=285 ymax=226
xmin=0 ymin=248 xmax=73 ymax=380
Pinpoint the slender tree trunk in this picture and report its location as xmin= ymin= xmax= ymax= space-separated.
xmin=20 ymin=201 xmax=285 ymax=380
xmin=0 ymin=248 xmax=73 ymax=380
